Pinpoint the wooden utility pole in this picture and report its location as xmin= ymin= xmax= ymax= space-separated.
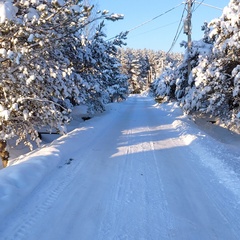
xmin=187 ymin=0 xmax=192 ymax=79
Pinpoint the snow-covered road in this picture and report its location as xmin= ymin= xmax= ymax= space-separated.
xmin=1 ymin=95 xmax=240 ymax=240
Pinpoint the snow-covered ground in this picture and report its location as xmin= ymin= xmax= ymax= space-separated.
xmin=0 ymin=95 xmax=240 ymax=239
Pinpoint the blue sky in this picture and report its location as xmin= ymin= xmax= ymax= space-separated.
xmin=98 ymin=0 xmax=229 ymax=53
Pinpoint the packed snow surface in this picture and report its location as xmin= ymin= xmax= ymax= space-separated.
xmin=1 ymin=95 xmax=240 ymax=239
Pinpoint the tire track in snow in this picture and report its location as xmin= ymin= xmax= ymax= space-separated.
xmin=97 ymin=97 xmax=175 ymax=239
xmin=97 ymin=128 xmax=133 ymax=240
xmin=97 ymin=98 xmax=148 ymax=239
xmin=147 ymin=130 xmax=175 ymax=239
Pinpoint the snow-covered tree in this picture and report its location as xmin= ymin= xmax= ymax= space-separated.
xmin=0 ymin=0 xmax=126 ymax=152
xmin=75 ymin=22 xmax=128 ymax=112
xmin=0 ymin=0 xmax=80 ymax=149
xmin=183 ymin=0 xmax=240 ymax=127
xmin=151 ymin=62 xmax=178 ymax=101
xmin=153 ymin=0 xmax=240 ymax=129
xmin=118 ymin=48 xmax=180 ymax=94
xmin=152 ymin=21 xmax=214 ymax=101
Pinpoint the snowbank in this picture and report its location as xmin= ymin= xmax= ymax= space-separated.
xmin=0 ymin=125 xmax=91 ymax=219
xmin=0 ymin=0 xmax=18 ymax=23
xmin=165 ymin=104 xmax=240 ymax=198
xmin=0 ymin=146 xmax=60 ymax=217
xmin=0 ymin=100 xmax=109 ymax=220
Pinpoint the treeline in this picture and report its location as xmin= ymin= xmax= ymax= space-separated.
xmin=152 ymin=0 xmax=240 ymax=130
xmin=118 ymin=48 xmax=182 ymax=93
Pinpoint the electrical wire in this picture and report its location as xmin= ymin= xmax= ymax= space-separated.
xmin=193 ymin=0 xmax=205 ymax=12
xmin=107 ymin=2 xmax=184 ymax=41
xmin=166 ymin=0 xmax=222 ymax=54
xmin=107 ymin=0 xmax=223 ymax=50
xmin=166 ymin=2 xmax=187 ymax=54
xmin=194 ymin=1 xmax=223 ymax=11
xmin=128 ymin=2 xmax=184 ymax=33
xmin=128 ymin=21 xmax=180 ymax=39
xmin=166 ymin=25 xmax=184 ymax=54
xmin=192 ymin=0 xmax=196 ymax=12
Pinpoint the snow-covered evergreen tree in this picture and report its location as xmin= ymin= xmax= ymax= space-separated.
xmin=118 ymin=48 xmax=180 ymax=94
xmin=183 ymin=0 xmax=240 ymax=127
xmin=153 ymin=0 xmax=240 ymax=129
xmin=0 ymin=0 xmax=126 ymax=150
xmin=151 ymin=62 xmax=178 ymax=101
xmin=76 ymin=22 xmax=128 ymax=112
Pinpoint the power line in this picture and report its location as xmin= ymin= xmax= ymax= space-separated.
xmin=128 ymin=21 xmax=180 ymax=39
xmin=166 ymin=2 xmax=187 ymax=54
xmin=194 ymin=1 xmax=223 ymax=11
xmin=193 ymin=0 xmax=205 ymax=12
xmin=128 ymin=2 xmax=184 ymax=33
xmin=107 ymin=0 xmax=223 ymax=50
xmin=166 ymin=0 xmax=223 ymax=53
xmin=107 ymin=3 xmax=184 ymax=41
xmin=167 ymin=25 xmax=184 ymax=54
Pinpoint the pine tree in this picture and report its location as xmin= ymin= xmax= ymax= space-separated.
xmin=183 ymin=0 xmax=240 ymax=127
xmin=76 ymin=22 xmax=128 ymax=112
xmin=0 ymin=0 xmax=126 ymax=152
xmin=153 ymin=0 xmax=240 ymax=129
xmin=118 ymin=48 xmax=178 ymax=94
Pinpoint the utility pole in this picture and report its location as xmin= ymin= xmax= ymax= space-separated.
xmin=186 ymin=0 xmax=192 ymax=80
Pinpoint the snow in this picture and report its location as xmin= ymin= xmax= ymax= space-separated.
xmin=27 ymin=34 xmax=34 ymax=43
xmin=37 ymin=4 xmax=47 ymax=11
xmin=24 ymin=7 xmax=39 ymax=22
xmin=0 ymin=109 xmax=10 ymax=121
xmin=0 ymin=0 xmax=18 ymax=23
xmin=52 ymin=0 xmax=65 ymax=7
xmin=0 ymin=95 xmax=240 ymax=239
xmin=108 ymin=13 xmax=124 ymax=21
xmin=0 ymin=48 xmax=6 ymax=57
xmin=22 ymin=109 xmax=29 ymax=120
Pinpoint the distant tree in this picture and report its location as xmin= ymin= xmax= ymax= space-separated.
xmin=151 ymin=62 xmax=178 ymax=101
xmin=118 ymin=48 xmax=181 ymax=94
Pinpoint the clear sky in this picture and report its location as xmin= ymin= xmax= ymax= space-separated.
xmin=98 ymin=0 xmax=230 ymax=53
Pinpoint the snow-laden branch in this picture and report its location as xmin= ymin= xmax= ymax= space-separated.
xmin=18 ymin=97 xmax=69 ymax=112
